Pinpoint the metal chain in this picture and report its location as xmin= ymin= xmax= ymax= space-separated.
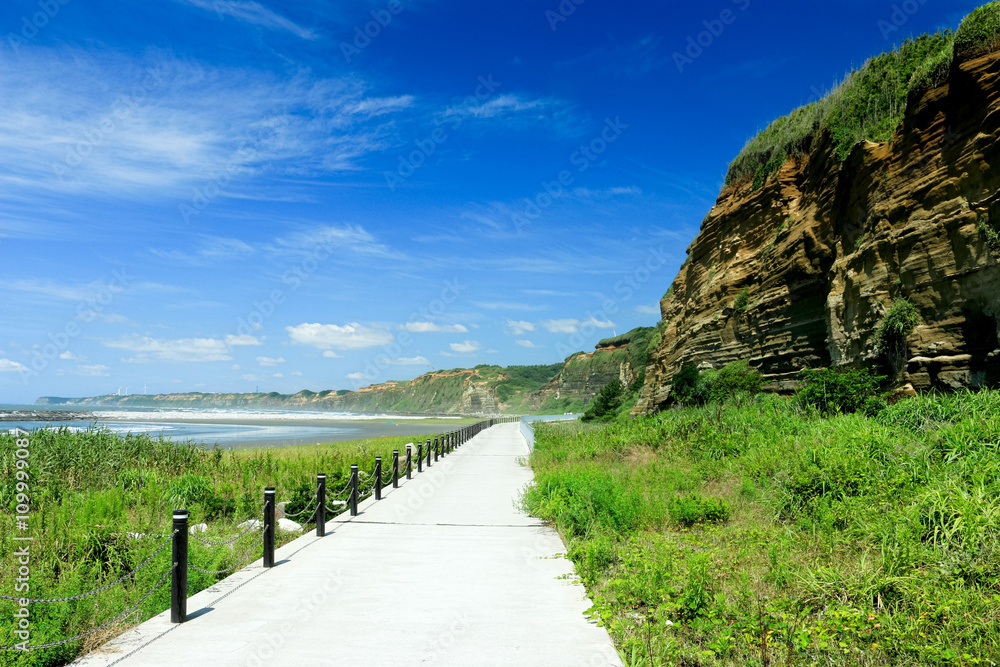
xmin=189 ymin=504 xmax=266 ymax=547
xmin=330 ymin=475 xmax=353 ymax=498
xmin=189 ymin=530 xmax=264 ymax=575
xmin=325 ymin=500 xmax=348 ymax=515
xmin=0 ymin=566 xmax=172 ymax=651
xmin=281 ymin=489 xmax=318 ymax=518
xmin=0 ymin=532 xmax=175 ymax=604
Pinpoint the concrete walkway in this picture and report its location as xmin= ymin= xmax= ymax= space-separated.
xmin=74 ymin=423 xmax=623 ymax=667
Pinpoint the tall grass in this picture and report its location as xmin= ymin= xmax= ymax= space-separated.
xmin=524 ymin=391 xmax=1000 ymax=665
xmin=0 ymin=428 xmax=431 ymax=666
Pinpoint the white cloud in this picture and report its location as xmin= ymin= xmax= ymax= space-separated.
xmin=104 ymin=336 xmax=232 ymax=362
xmin=69 ymin=364 xmax=111 ymax=377
xmin=346 ymin=372 xmax=370 ymax=380
xmin=571 ymin=186 xmax=643 ymax=198
xmin=59 ymin=351 xmax=80 ymax=360
xmin=389 ymin=356 xmax=430 ymax=366
xmin=226 ymin=334 xmax=263 ymax=346
xmin=322 ymin=351 xmax=341 ymax=358
xmin=286 ymin=322 xmax=394 ymax=350
xmin=0 ymin=359 xmax=28 ymax=373
xmin=474 ymin=301 xmax=546 ymax=311
xmin=272 ymin=372 xmax=283 ymax=378
xmin=449 ymin=340 xmax=481 ymax=354
xmin=175 ymin=0 xmax=318 ymax=40
xmin=504 ymin=319 xmax=535 ymax=335
xmin=515 ymin=340 xmax=542 ymax=348
xmin=290 ymin=371 xmax=303 ymax=376
xmin=541 ymin=319 xmax=580 ymax=334
xmin=401 ymin=322 xmax=468 ymax=333
xmin=256 ymin=356 xmax=285 ymax=366
xmin=635 ymin=305 xmax=659 ymax=315
xmin=152 ymin=236 xmax=255 ymax=265
xmin=78 ymin=312 xmax=133 ymax=324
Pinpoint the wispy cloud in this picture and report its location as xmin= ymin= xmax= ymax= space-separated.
xmin=635 ymin=305 xmax=660 ymax=315
xmin=256 ymin=356 xmax=285 ymax=366
xmin=175 ymin=0 xmax=318 ymax=40
xmin=389 ymin=356 xmax=431 ymax=365
xmin=474 ymin=301 xmax=546 ymax=311
xmin=286 ymin=322 xmax=395 ymax=349
xmin=0 ymin=359 xmax=29 ymax=373
xmin=540 ymin=317 xmax=614 ymax=334
xmin=401 ymin=322 xmax=468 ymax=333
xmin=104 ymin=335 xmax=232 ymax=362
xmin=448 ymin=340 xmax=481 ymax=354
xmin=151 ymin=236 xmax=255 ymax=265
xmin=56 ymin=364 xmax=111 ymax=377
xmin=515 ymin=340 xmax=542 ymax=348
xmin=0 ymin=49 xmax=415 ymax=200
xmin=504 ymin=319 xmax=535 ymax=335
xmin=225 ymin=334 xmax=263 ymax=346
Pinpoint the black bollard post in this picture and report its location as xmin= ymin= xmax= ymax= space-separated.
xmin=406 ymin=445 xmax=413 ymax=479
xmin=263 ymin=487 xmax=275 ymax=568
xmin=426 ymin=439 xmax=432 ymax=468
xmin=434 ymin=436 xmax=439 ymax=462
xmin=170 ymin=509 xmax=188 ymax=623
xmin=374 ymin=457 xmax=383 ymax=501
xmin=349 ymin=465 xmax=359 ymax=516
xmin=316 ymin=474 xmax=326 ymax=538
xmin=393 ymin=450 xmax=400 ymax=488
xmin=417 ymin=443 xmax=423 ymax=473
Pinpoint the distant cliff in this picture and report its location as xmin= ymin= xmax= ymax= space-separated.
xmin=38 ymin=327 xmax=657 ymax=415
xmin=637 ymin=27 xmax=1000 ymax=413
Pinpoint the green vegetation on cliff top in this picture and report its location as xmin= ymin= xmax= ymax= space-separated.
xmin=726 ymin=2 xmax=1000 ymax=189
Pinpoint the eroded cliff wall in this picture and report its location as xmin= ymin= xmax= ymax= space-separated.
xmin=637 ymin=49 xmax=1000 ymax=413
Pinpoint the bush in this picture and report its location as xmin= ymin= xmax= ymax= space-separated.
xmin=669 ymin=493 xmax=731 ymax=527
xmin=709 ymin=360 xmax=763 ymax=401
xmin=583 ymin=380 xmax=625 ymax=422
xmin=797 ymin=366 xmax=887 ymax=415
xmin=874 ymin=298 xmax=921 ymax=367
xmin=733 ymin=287 xmax=751 ymax=312
xmin=956 ymin=1 xmax=1000 ymax=55
xmin=671 ymin=364 xmax=716 ymax=406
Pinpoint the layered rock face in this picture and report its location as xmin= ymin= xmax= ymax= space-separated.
xmin=637 ymin=49 xmax=1000 ymax=413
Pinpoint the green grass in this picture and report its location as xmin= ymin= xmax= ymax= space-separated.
xmin=725 ymin=25 xmax=965 ymax=188
xmin=523 ymin=391 xmax=1000 ymax=665
xmin=0 ymin=428 xmax=445 ymax=665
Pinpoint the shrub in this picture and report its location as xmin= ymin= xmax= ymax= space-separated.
xmin=671 ymin=364 xmax=716 ymax=406
xmin=874 ymin=298 xmax=921 ymax=364
xmin=733 ymin=287 xmax=751 ymax=312
xmin=709 ymin=360 xmax=763 ymax=401
xmin=669 ymin=493 xmax=731 ymax=527
xmin=583 ymin=380 xmax=625 ymax=422
xmin=797 ymin=366 xmax=887 ymax=415
xmin=956 ymin=1 xmax=1000 ymax=56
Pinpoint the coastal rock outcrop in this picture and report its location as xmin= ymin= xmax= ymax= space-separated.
xmin=636 ymin=48 xmax=1000 ymax=413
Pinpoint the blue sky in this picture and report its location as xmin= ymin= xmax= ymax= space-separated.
xmin=0 ymin=0 xmax=980 ymax=403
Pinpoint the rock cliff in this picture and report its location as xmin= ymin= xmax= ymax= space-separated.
xmin=637 ymin=47 xmax=1000 ymax=413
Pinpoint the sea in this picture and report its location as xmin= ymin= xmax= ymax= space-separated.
xmin=0 ymin=404 xmax=466 ymax=449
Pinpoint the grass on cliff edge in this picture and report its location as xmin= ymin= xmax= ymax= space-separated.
xmin=523 ymin=390 xmax=1000 ymax=666
xmin=726 ymin=1 xmax=1000 ymax=189
xmin=0 ymin=429 xmax=442 ymax=666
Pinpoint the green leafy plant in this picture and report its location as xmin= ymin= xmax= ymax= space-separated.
xmin=583 ymin=380 xmax=625 ymax=422
xmin=955 ymin=1 xmax=1000 ymax=55
xmin=733 ymin=287 xmax=751 ymax=313
xmin=671 ymin=364 xmax=716 ymax=406
xmin=979 ymin=212 xmax=1000 ymax=256
xmin=874 ymin=298 xmax=921 ymax=373
xmin=710 ymin=359 xmax=763 ymax=401
xmin=797 ymin=366 xmax=887 ymax=415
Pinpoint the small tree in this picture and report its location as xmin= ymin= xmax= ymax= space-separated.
xmin=797 ymin=367 xmax=887 ymax=416
xmin=875 ymin=298 xmax=920 ymax=374
xmin=671 ymin=364 xmax=716 ymax=406
xmin=582 ymin=380 xmax=624 ymax=422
